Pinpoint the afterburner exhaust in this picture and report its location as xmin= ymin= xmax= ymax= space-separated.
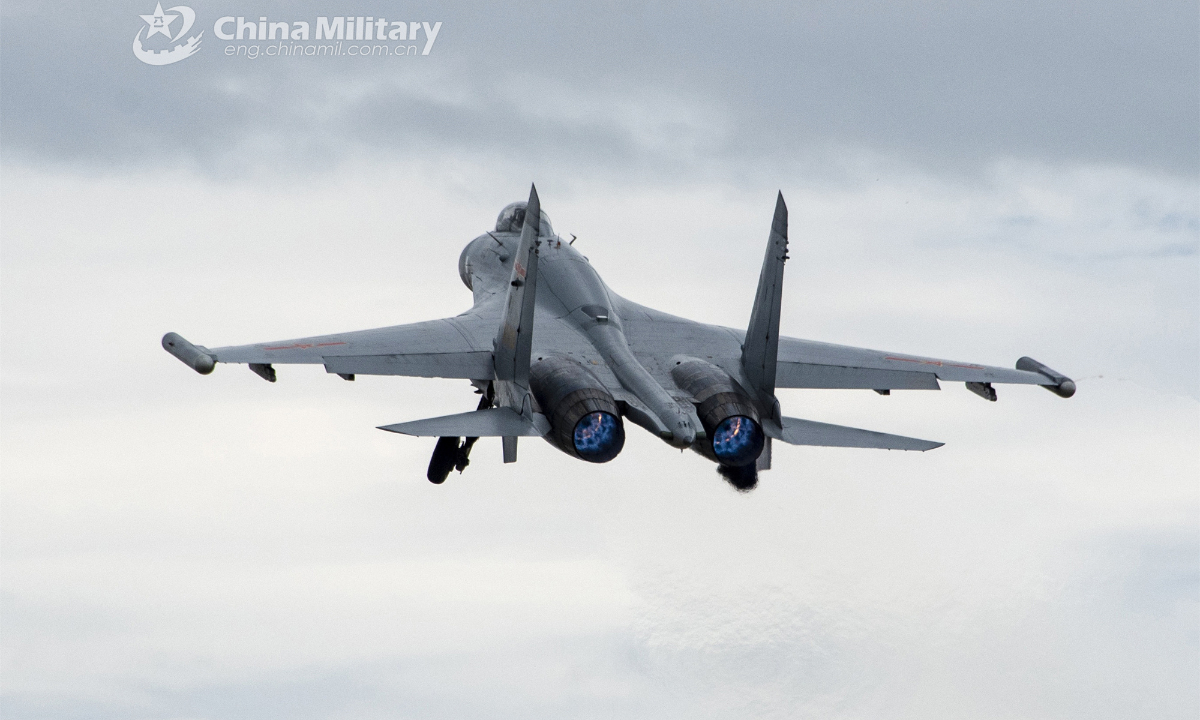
xmin=530 ymin=355 xmax=625 ymax=463
xmin=671 ymin=358 xmax=765 ymax=469
xmin=571 ymin=410 xmax=623 ymax=461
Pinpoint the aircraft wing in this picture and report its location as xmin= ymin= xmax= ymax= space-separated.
xmin=165 ymin=308 xmax=499 ymax=381
xmin=619 ymin=301 xmax=1064 ymax=393
xmin=771 ymin=337 xmax=1052 ymax=390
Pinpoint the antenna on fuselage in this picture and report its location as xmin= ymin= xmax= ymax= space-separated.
xmin=569 ymin=234 xmax=577 ymax=245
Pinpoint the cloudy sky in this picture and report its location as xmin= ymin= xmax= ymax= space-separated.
xmin=2 ymin=1 xmax=1197 ymax=718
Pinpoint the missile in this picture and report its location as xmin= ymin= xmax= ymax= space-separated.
xmin=1016 ymin=356 xmax=1076 ymax=398
xmin=162 ymin=332 xmax=216 ymax=375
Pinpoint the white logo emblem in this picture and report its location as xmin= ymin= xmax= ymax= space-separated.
xmin=133 ymin=3 xmax=203 ymax=65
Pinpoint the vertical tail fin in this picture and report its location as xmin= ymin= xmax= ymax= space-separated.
xmin=742 ymin=192 xmax=789 ymax=407
xmin=493 ymin=184 xmax=542 ymax=463
xmin=494 ymin=184 xmax=541 ymax=389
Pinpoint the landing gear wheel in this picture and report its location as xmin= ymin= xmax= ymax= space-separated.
xmin=427 ymin=436 xmax=460 ymax=484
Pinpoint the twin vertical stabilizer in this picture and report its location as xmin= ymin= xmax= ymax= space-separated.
xmin=742 ymin=192 xmax=789 ymax=410
xmin=492 ymin=184 xmax=544 ymax=463
xmin=494 ymin=184 xmax=542 ymax=389
xmin=401 ymin=184 xmax=547 ymax=471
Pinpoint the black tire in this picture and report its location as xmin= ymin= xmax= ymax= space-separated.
xmin=427 ymin=437 xmax=460 ymax=484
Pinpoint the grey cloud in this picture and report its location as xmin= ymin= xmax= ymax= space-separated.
xmin=1 ymin=0 xmax=1196 ymax=177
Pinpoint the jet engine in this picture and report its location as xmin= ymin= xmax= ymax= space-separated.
xmin=671 ymin=358 xmax=765 ymax=469
xmin=529 ymin=355 xmax=625 ymax=463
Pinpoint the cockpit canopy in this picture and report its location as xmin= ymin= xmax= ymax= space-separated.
xmin=495 ymin=202 xmax=554 ymax=237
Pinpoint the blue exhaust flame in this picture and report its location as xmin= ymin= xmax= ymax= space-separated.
xmin=711 ymin=415 xmax=764 ymax=467
xmin=573 ymin=411 xmax=623 ymax=462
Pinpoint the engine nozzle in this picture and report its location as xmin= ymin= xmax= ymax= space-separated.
xmin=530 ymin=355 xmax=625 ymax=463
xmin=671 ymin=358 xmax=765 ymax=468
xmin=572 ymin=410 xmax=623 ymax=462
xmin=711 ymin=415 xmax=765 ymax=467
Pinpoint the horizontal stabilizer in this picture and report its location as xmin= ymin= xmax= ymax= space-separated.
xmin=765 ymin=416 xmax=943 ymax=451
xmin=379 ymin=407 xmax=549 ymax=438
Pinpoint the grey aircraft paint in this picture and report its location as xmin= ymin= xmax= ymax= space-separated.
xmin=163 ymin=185 xmax=1074 ymax=489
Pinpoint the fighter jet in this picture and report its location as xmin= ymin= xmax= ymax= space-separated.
xmin=163 ymin=185 xmax=1074 ymax=490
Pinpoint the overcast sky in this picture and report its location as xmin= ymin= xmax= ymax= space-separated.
xmin=2 ymin=1 xmax=1197 ymax=718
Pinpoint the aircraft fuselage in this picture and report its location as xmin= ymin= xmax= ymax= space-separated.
xmin=459 ymin=225 xmax=697 ymax=447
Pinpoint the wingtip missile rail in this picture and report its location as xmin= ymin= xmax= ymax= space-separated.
xmin=1016 ymin=356 xmax=1076 ymax=398
xmin=162 ymin=332 xmax=216 ymax=375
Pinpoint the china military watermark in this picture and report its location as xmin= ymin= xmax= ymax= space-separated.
xmin=132 ymin=4 xmax=442 ymax=65
xmin=133 ymin=3 xmax=203 ymax=65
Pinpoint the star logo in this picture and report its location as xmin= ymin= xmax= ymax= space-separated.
xmin=132 ymin=4 xmax=202 ymax=66
xmin=139 ymin=3 xmax=178 ymax=39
